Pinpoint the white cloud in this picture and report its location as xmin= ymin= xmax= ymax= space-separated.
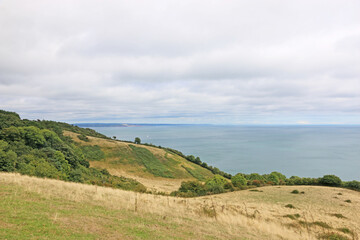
xmin=0 ymin=0 xmax=360 ymax=123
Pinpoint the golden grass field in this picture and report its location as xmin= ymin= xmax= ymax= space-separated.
xmin=1 ymin=172 xmax=359 ymax=239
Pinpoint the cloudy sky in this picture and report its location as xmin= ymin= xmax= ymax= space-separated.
xmin=1 ymin=0 xmax=360 ymax=124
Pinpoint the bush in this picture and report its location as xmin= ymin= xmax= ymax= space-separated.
xmin=285 ymin=204 xmax=296 ymax=209
xmin=344 ymin=180 xmax=360 ymax=191
xmin=266 ymin=172 xmax=280 ymax=185
xmin=270 ymin=171 xmax=287 ymax=183
xmin=319 ymin=175 xmax=342 ymax=187
xmin=77 ymin=134 xmax=89 ymax=142
xmin=231 ymin=173 xmax=247 ymax=187
xmin=178 ymin=180 xmax=207 ymax=196
xmin=291 ymin=190 xmax=299 ymax=194
xmin=205 ymin=174 xmax=228 ymax=194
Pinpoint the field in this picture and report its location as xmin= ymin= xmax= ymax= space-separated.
xmin=64 ymin=131 xmax=214 ymax=193
xmin=1 ymin=172 xmax=359 ymax=240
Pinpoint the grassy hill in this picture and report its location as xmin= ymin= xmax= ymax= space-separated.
xmin=1 ymin=172 xmax=359 ymax=240
xmin=64 ymin=131 xmax=214 ymax=193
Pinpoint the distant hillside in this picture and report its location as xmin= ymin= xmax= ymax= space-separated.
xmin=64 ymin=131 xmax=214 ymax=192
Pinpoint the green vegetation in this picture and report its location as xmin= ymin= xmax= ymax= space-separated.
xmin=283 ymin=214 xmax=300 ymax=220
xmin=77 ymin=134 xmax=90 ymax=142
xmin=319 ymin=175 xmax=342 ymax=187
xmin=134 ymin=137 xmax=141 ymax=144
xmin=172 ymin=174 xmax=240 ymax=197
xmin=231 ymin=173 xmax=247 ymax=187
xmin=337 ymin=228 xmax=353 ymax=235
xmin=285 ymin=204 xmax=296 ymax=209
xmin=129 ymin=145 xmax=174 ymax=178
xmin=163 ymin=147 xmax=231 ymax=179
xmin=318 ymin=233 xmax=349 ymax=240
xmin=80 ymin=145 xmax=105 ymax=161
xmin=291 ymin=190 xmax=299 ymax=194
xmin=0 ymin=110 xmax=146 ymax=192
xmin=181 ymin=165 xmax=206 ymax=181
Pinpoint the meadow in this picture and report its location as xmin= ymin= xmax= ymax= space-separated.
xmin=1 ymin=172 xmax=359 ymax=240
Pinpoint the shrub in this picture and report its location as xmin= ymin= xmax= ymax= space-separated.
xmin=231 ymin=173 xmax=247 ymax=187
xmin=77 ymin=134 xmax=89 ymax=142
xmin=271 ymin=171 xmax=287 ymax=183
xmin=285 ymin=204 xmax=295 ymax=209
xmin=205 ymin=175 xmax=228 ymax=194
xmin=266 ymin=172 xmax=280 ymax=185
xmin=319 ymin=175 xmax=342 ymax=187
xmin=291 ymin=190 xmax=299 ymax=194
xmin=251 ymin=180 xmax=262 ymax=187
xmin=344 ymin=180 xmax=360 ymax=191
xmin=178 ymin=180 xmax=207 ymax=196
xmin=330 ymin=213 xmax=346 ymax=219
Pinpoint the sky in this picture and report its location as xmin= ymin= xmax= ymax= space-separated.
xmin=0 ymin=0 xmax=360 ymax=124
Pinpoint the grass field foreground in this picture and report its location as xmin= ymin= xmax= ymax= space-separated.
xmin=1 ymin=172 xmax=359 ymax=239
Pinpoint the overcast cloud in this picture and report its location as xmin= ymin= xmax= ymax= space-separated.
xmin=1 ymin=0 xmax=360 ymax=124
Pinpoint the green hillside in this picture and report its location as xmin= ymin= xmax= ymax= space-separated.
xmin=0 ymin=110 xmax=214 ymax=193
xmin=0 ymin=110 xmax=145 ymax=192
xmin=64 ymin=130 xmax=214 ymax=182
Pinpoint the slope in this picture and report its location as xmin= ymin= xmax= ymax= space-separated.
xmin=2 ymin=172 xmax=359 ymax=240
xmin=64 ymin=131 xmax=214 ymax=193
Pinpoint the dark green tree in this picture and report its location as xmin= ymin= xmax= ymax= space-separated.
xmin=134 ymin=137 xmax=141 ymax=144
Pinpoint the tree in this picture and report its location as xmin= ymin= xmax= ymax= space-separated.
xmin=205 ymin=175 xmax=227 ymax=194
xmin=231 ymin=173 xmax=247 ymax=187
xmin=319 ymin=175 xmax=342 ymax=187
xmin=134 ymin=137 xmax=141 ymax=144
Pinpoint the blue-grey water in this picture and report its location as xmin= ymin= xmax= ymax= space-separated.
xmin=88 ymin=125 xmax=360 ymax=181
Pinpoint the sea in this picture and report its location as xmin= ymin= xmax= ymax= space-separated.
xmin=86 ymin=125 xmax=360 ymax=181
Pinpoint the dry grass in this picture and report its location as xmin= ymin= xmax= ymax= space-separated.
xmin=2 ymin=172 xmax=359 ymax=239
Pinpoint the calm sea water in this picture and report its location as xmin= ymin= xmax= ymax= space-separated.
xmin=89 ymin=125 xmax=360 ymax=181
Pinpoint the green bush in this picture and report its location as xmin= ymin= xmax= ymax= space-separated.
xmin=178 ymin=180 xmax=207 ymax=196
xmin=231 ymin=173 xmax=247 ymax=187
xmin=344 ymin=180 xmax=360 ymax=191
xmin=266 ymin=172 xmax=280 ymax=185
xmin=77 ymin=134 xmax=89 ymax=142
xmin=205 ymin=175 xmax=227 ymax=194
xmin=319 ymin=175 xmax=342 ymax=187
